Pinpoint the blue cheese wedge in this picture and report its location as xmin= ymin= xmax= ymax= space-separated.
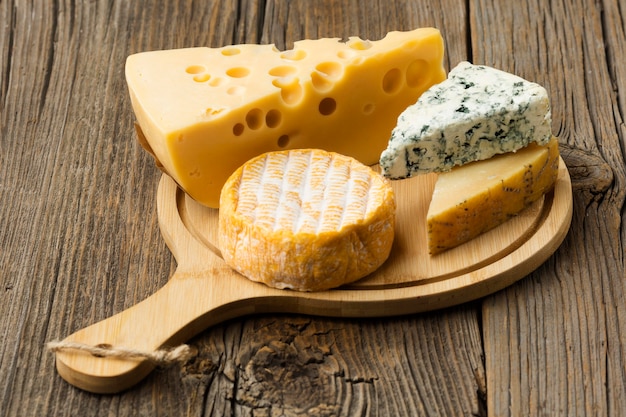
xmin=379 ymin=61 xmax=552 ymax=179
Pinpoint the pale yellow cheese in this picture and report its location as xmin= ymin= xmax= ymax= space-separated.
xmin=427 ymin=137 xmax=560 ymax=254
xmin=126 ymin=28 xmax=445 ymax=207
xmin=218 ymin=149 xmax=396 ymax=291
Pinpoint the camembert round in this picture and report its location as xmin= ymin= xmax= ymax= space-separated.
xmin=218 ymin=149 xmax=396 ymax=291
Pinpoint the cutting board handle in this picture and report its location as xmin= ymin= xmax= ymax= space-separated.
xmin=51 ymin=265 xmax=255 ymax=394
xmin=51 ymin=175 xmax=288 ymax=394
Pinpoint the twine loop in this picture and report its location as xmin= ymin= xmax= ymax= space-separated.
xmin=47 ymin=340 xmax=195 ymax=366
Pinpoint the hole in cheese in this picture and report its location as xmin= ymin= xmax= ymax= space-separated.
xmin=347 ymin=39 xmax=372 ymax=50
xmin=246 ymin=108 xmax=263 ymax=130
xmin=406 ymin=59 xmax=429 ymax=88
xmin=227 ymin=86 xmax=245 ymax=95
xmin=226 ymin=67 xmax=250 ymax=78
xmin=382 ymin=68 xmax=402 ymax=94
xmin=185 ymin=65 xmax=206 ymax=74
xmin=362 ymin=103 xmax=375 ymax=114
xmin=280 ymin=49 xmax=307 ymax=61
xmin=233 ymin=123 xmax=244 ymax=136
xmin=337 ymin=49 xmax=357 ymax=59
xmin=193 ymin=73 xmax=210 ymax=82
xmin=318 ymin=97 xmax=337 ymax=116
xmin=316 ymin=62 xmax=342 ymax=79
xmin=311 ymin=72 xmax=334 ymax=92
xmin=269 ymin=66 xmax=298 ymax=77
xmin=205 ymin=108 xmax=224 ymax=117
xmin=311 ymin=62 xmax=343 ymax=92
xmin=221 ymin=47 xmax=241 ymax=56
xmin=277 ymin=134 xmax=290 ymax=147
xmin=272 ymin=78 xmax=303 ymax=105
xmin=265 ymin=109 xmax=282 ymax=128
xmin=209 ymin=77 xmax=223 ymax=86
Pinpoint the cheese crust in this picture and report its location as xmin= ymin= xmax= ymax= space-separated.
xmin=219 ymin=149 xmax=396 ymax=291
xmin=427 ymin=137 xmax=560 ymax=254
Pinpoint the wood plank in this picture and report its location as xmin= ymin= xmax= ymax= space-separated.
xmin=0 ymin=0 xmax=177 ymax=414
xmin=0 ymin=0 xmax=491 ymax=415
xmin=176 ymin=310 xmax=486 ymax=416
xmin=598 ymin=3 xmax=626 ymax=414
xmin=476 ymin=0 xmax=626 ymax=415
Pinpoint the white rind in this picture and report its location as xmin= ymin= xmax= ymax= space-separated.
xmin=219 ymin=149 xmax=396 ymax=291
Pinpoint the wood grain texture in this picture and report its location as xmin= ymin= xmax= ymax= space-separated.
xmin=1 ymin=0 xmax=623 ymax=416
xmin=0 ymin=0 xmax=481 ymax=415
xmin=473 ymin=0 xmax=626 ymax=416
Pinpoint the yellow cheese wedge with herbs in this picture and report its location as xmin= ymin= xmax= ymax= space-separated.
xmin=427 ymin=137 xmax=560 ymax=254
xmin=125 ymin=28 xmax=445 ymax=207
xmin=219 ymin=149 xmax=396 ymax=291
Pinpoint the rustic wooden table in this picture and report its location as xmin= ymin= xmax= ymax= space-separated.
xmin=2 ymin=0 xmax=625 ymax=416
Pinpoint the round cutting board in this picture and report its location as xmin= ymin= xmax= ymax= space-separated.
xmin=53 ymin=158 xmax=572 ymax=394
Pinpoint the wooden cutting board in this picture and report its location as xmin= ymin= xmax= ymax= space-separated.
xmin=53 ymin=158 xmax=572 ymax=394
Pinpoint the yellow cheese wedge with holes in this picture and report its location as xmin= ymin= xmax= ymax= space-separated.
xmin=126 ymin=28 xmax=445 ymax=207
xmin=218 ymin=149 xmax=396 ymax=291
xmin=427 ymin=137 xmax=560 ymax=254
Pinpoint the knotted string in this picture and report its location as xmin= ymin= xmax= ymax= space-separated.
xmin=46 ymin=340 xmax=195 ymax=366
